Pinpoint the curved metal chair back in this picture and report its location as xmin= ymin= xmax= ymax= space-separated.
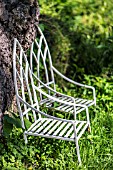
xmin=30 ymin=27 xmax=56 ymax=99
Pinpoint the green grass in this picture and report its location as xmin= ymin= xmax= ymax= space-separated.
xmin=1 ymin=75 xmax=113 ymax=169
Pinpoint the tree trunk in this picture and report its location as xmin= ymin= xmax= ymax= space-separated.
xmin=0 ymin=0 xmax=40 ymax=135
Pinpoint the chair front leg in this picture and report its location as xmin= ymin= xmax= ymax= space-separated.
xmin=73 ymin=122 xmax=81 ymax=164
xmin=85 ymin=106 xmax=91 ymax=132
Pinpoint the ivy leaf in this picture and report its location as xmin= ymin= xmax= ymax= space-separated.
xmin=24 ymin=119 xmax=32 ymax=129
xmin=12 ymin=118 xmax=22 ymax=128
xmin=3 ymin=119 xmax=13 ymax=137
xmin=4 ymin=114 xmax=22 ymax=128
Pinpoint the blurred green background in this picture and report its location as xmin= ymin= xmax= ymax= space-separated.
xmin=38 ymin=0 xmax=113 ymax=80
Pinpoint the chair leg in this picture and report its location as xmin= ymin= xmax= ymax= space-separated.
xmin=75 ymin=138 xmax=81 ymax=164
xmin=86 ymin=107 xmax=91 ymax=133
xmin=24 ymin=132 xmax=28 ymax=144
xmin=88 ymin=123 xmax=91 ymax=133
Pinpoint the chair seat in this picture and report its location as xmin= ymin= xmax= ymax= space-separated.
xmin=26 ymin=118 xmax=88 ymax=141
xmin=39 ymin=95 xmax=94 ymax=114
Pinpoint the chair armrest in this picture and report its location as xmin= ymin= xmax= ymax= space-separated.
xmin=34 ymin=85 xmax=90 ymax=110
xmin=32 ymin=71 xmax=92 ymax=108
xmin=18 ymin=95 xmax=74 ymax=124
xmin=52 ymin=66 xmax=96 ymax=105
xmin=34 ymin=86 xmax=90 ymax=122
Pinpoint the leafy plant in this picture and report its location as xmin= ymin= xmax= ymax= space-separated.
xmin=3 ymin=112 xmax=22 ymax=137
xmin=1 ymin=73 xmax=113 ymax=169
xmin=38 ymin=0 xmax=113 ymax=79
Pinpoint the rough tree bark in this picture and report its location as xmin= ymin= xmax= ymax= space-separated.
xmin=0 ymin=0 xmax=40 ymax=135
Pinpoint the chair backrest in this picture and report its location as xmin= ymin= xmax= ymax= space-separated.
xmin=30 ymin=26 xmax=56 ymax=98
xmin=13 ymin=26 xmax=56 ymax=128
xmin=13 ymin=38 xmax=39 ymax=128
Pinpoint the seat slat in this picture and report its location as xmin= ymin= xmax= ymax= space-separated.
xmin=52 ymin=122 xmax=67 ymax=136
xmin=78 ymin=99 xmax=88 ymax=104
xmin=47 ymin=121 xmax=62 ymax=135
xmin=76 ymin=122 xmax=85 ymax=134
xmin=75 ymin=98 xmax=84 ymax=103
xmin=44 ymin=98 xmax=93 ymax=114
xmin=30 ymin=119 xmax=49 ymax=133
xmin=40 ymin=98 xmax=52 ymax=105
xmin=55 ymin=97 xmax=79 ymax=111
xmin=30 ymin=121 xmax=43 ymax=132
xmin=64 ymin=126 xmax=74 ymax=138
xmin=70 ymin=121 xmax=86 ymax=139
xmin=85 ymin=100 xmax=93 ymax=105
xmin=75 ymin=100 xmax=94 ymax=113
xmin=35 ymin=119 xmax=52 ymax=133
xmin=56 ymin=102 xmax=72 ymax=111
xmin=58 ymin=123 xmax=72 ymax=137
xmin=40 ymin=96 xmax=67 ymax=106
xmin=56 ymin=98 xmax=72 ymax=110
xmin=28 ymin=119 xmax=45 ymax=132
xmin=77 ymin=123 xmax=88 ymax=140
xmin=28 ymin=119 xmax=88 ymax=140
xmin=27 ymin=119 xmax=40 ymax=132
xmin=40 ymin=97 xmax=93 ymax=115
xmin=64 ymin=105 xmax=73 ymax=112
xmin=76 ymin=108 xmax=85 ymax=114
xmin=78 ymin=99 xmax=93 ymax=106
xmin=58 ymin=96 xmax=72 ymax=102
xmin=42 ymin=119 xmax=58 ymax=134
xmin=59 ymin=99 xmax=87 ymax=113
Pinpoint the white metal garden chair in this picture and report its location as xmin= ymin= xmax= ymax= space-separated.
xmin=13 ymin=26 xmax=96 ymax=164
